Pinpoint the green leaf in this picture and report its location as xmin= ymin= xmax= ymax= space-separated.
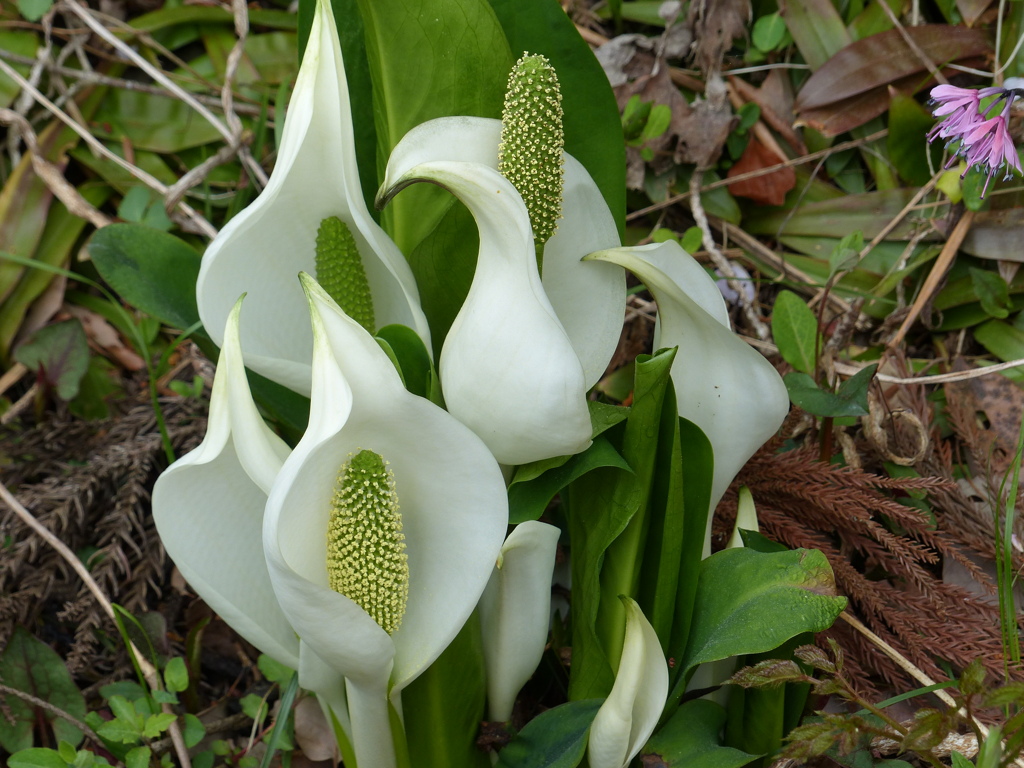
xmin=182 ymin=714 xmax=205 ymax=749
xmin=487 ymin=0 xmax=627 ymax=236
xmin=354 ymin=0 xmax=511 ymax=255
xmin=752 ymin=12 xmax=787 ymax=52
xmin=403 ymin=619 xmax=490 ymax=768
xmin=142 ymin=713 xmax=178 ymax=739
xmin=88 ymin=224 xmax=201 ymax=331
xmin=950 ymin=752 xmax=975 ymax=768
xmin=8 ymin=749 xmax=69 ymax=768
xmin=887 ymin=94 xmax=942 ymax=187
xmin=495 ymin=699 xmax=603 ymax=768
xmin=163 ymin=658 xmax=189 ymax=694
xmin=508 ymin=436 xmax=632 ymax=524
xmin=969 ymin=267 xmax=1012 ymax=320
xmin=680 ymin=226 xmax=703 ymax=253
xmin=117 ymin=187 xmax=150 ymax=224
xmin=376 ymin=324 xmax=435 ymax=399
xmin=16 ymin=0 xmax=52 ymax=22
xmin=241 ymin=694 xmax=269 ymax=724
xmin=0 ymin=627 xmax=87 ymax=753
xmin=678 ymin=548 xmax=847 ymax=680
xmin=96 ymin=718 xmax=142 ymax=745
xmin=784 ymin=366 xmax=876 ymax=418
xmin=106 ymin=695 xmax=139 ymax=726
xmin=13 ymin=320 xmax=90 ymax=400
xmin=643 ymin=699 xmax=759 ymax=768
xmin=257 ymin=654 xmax=295 ymax=684
xmin=125 ymin=746 xmax=152 ymax=768
xmin=771 ymin=290 xmax=820 ymax=374
xmin=57 ymin=741 xmax=76 ymax=763
xmin=566 ymin=349 xmax=677 ymax=700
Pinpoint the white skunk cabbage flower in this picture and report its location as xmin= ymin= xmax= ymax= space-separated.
xmin=586 ymin=242 xmax=789 ymax=550
xmin=152 ymin=297 xmax=298 ymax=670
xmin=478 ymin=521 xmax=560 ymax=722
xmin=381 ymin=115 xmax=623 ymax=391
xmin=587 ymin=597 xmax=668 ymax=768
xmin=196 ymin=0 xmax=428 ymax=396
xmin=262 ymin=274 xmax=507 ymax=768
xmin=378 ymin=159 xmax=594 ymax=465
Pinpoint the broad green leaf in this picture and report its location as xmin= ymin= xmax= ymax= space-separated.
xmin=17 ymin=0 xmax=52 ymax=22
xmin=781 ymin=0 xmax=850 ymax=70
xmin=126 ymin=746 xmax=152 ymax=768
xmin=678 ymin=548 xmax=846 ymax=680
xmin=0 ymin=184 xmax=110 ymax=359
xmin=509 ymin=437 xmax=632 ymax=524
xmin=88 ymin=223 xmax=201 ymax=331
xmin=663 ymin=417 xmax=714 ymax=687
xmin=566 ymin=349 xmax=676 ymax=701
xmin=0 ymin=32 xmax=38 ymax=108
xmin=784 ymin=366 xmax=876 ymax=418
xmin=353 ymin=0 xmax=512 ymax=254
xmin=142 ymin=713 xmax=178 ymax=739
xmin=13 ymin=320 xmax=90 ymax=401
xmin=258 ymin=654 xmax=295 ymax=685
xmin=887 ymin=94 xmax=942 ymax=188
xmin=7 ymin=749 xmax=68 ymax=768
xmin=131 ymin=6 xmax=297 ymax=33
xmin=183 ymin=714 xmax=206 ymax=749
xmin=771 ymin=291 xmax=820 ymax=375
xmin=495 ymin=699 xmax=603 ymax=768
xmin=163 ymin=657 xmax=189 ymax=694
xmin=97 ymin=717 xmax=142 ymax=744
xmin=403 ymin=619 xmax=490 ymax=768
xmin=752 ymin=13 xmax=787 ymax=52
xmin=0 ymin=627 xmax=87 ymax=752
xmin=376 ymin=324 xmax=434 ymax=400
xmin=487 ymin=0 xmax=626 ymax=235
xmin=642 ymin=699 xmax=759 ymax=768
xmin=746 ymin=189 xmax=929 ymax=241
xmin=92 ymin=91 xmax=223 ymax=153
xmin=970 ymin=267 xmax=1012 ymax=319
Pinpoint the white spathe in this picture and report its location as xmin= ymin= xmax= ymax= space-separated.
xmin=586 ymin=242 xmax=789 ymax=547
xmin=152 ymin=296 xmax=297 ymax=669
xmin=587 ymin=598 xmax=668 ymax=768
xmin=262 ymin=274 xmax=508 ymax=768
xmin=379 ymin=159 xmax=593 ymax=465
xmin=478 ymin=521 xmax=560 ymax=722
xmin=196 ymin=0 xmax=428 ymax=396
xmin=381 ymin=115 xmax=624 ymax=389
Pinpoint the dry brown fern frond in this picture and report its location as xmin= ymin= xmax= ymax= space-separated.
xmin=715 ymin=442 xmax=1014 ymax=696
xmin=0 ymin=394 xmax=205 ymax=675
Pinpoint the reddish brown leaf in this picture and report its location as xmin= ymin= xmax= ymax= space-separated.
xmin=796 ymin=60 xmax=986 ymax=136
xmin=727 ymin=138 xmax=796 ymax=206
xmin=795 ymin=25 xmax=991 ymax=111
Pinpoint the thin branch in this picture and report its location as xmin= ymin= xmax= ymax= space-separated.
xmin=690 ymin=169 xmax=770 ymax=339
xmin=627 ymin=130 xmax=890 ymax=221
xmin=0 ymin=109 xmax=111 ymax=228
xmin=0 ymin=683 xmax=102 ymax=745
xmin=0 ymin=55 xmax=217 ymax=238
xmin=0 ymin=480 xmax=193 ymax=768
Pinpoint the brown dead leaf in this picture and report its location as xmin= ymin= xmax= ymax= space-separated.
xmin=945 ymin=358 xmax=1024 ymax=474
xmin=293 ymin=695 xmax=339 ymax=763
xmin=687 ymin=0 xmax=751 ymax=75
xmin=795 ymin=25 xmax=991 ymax=111
xmin=65 ymin=304 xmax=146 ymax=371
xmin=726 ymin=137 xmax=796 ymax=206
xmin=956 ymin=0 xmax=993 ymax=26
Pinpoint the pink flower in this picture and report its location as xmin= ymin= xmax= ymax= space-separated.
xmin=928 ymin=83 xmax=1022 ymax=197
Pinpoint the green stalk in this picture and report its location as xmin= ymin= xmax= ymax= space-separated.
xmin=995 ymin=415 xmax=1024 ymax=677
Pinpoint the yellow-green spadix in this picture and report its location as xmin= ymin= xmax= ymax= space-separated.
xmin=151 ymin=298 xmax=352 ymax=737
xmin=196 ymin=0 xmax=428 ymax=397
xmin=262 ymin=274 xmax=508 ymax=768
xmin=379 ymin=115 xmax=624 ymax=398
